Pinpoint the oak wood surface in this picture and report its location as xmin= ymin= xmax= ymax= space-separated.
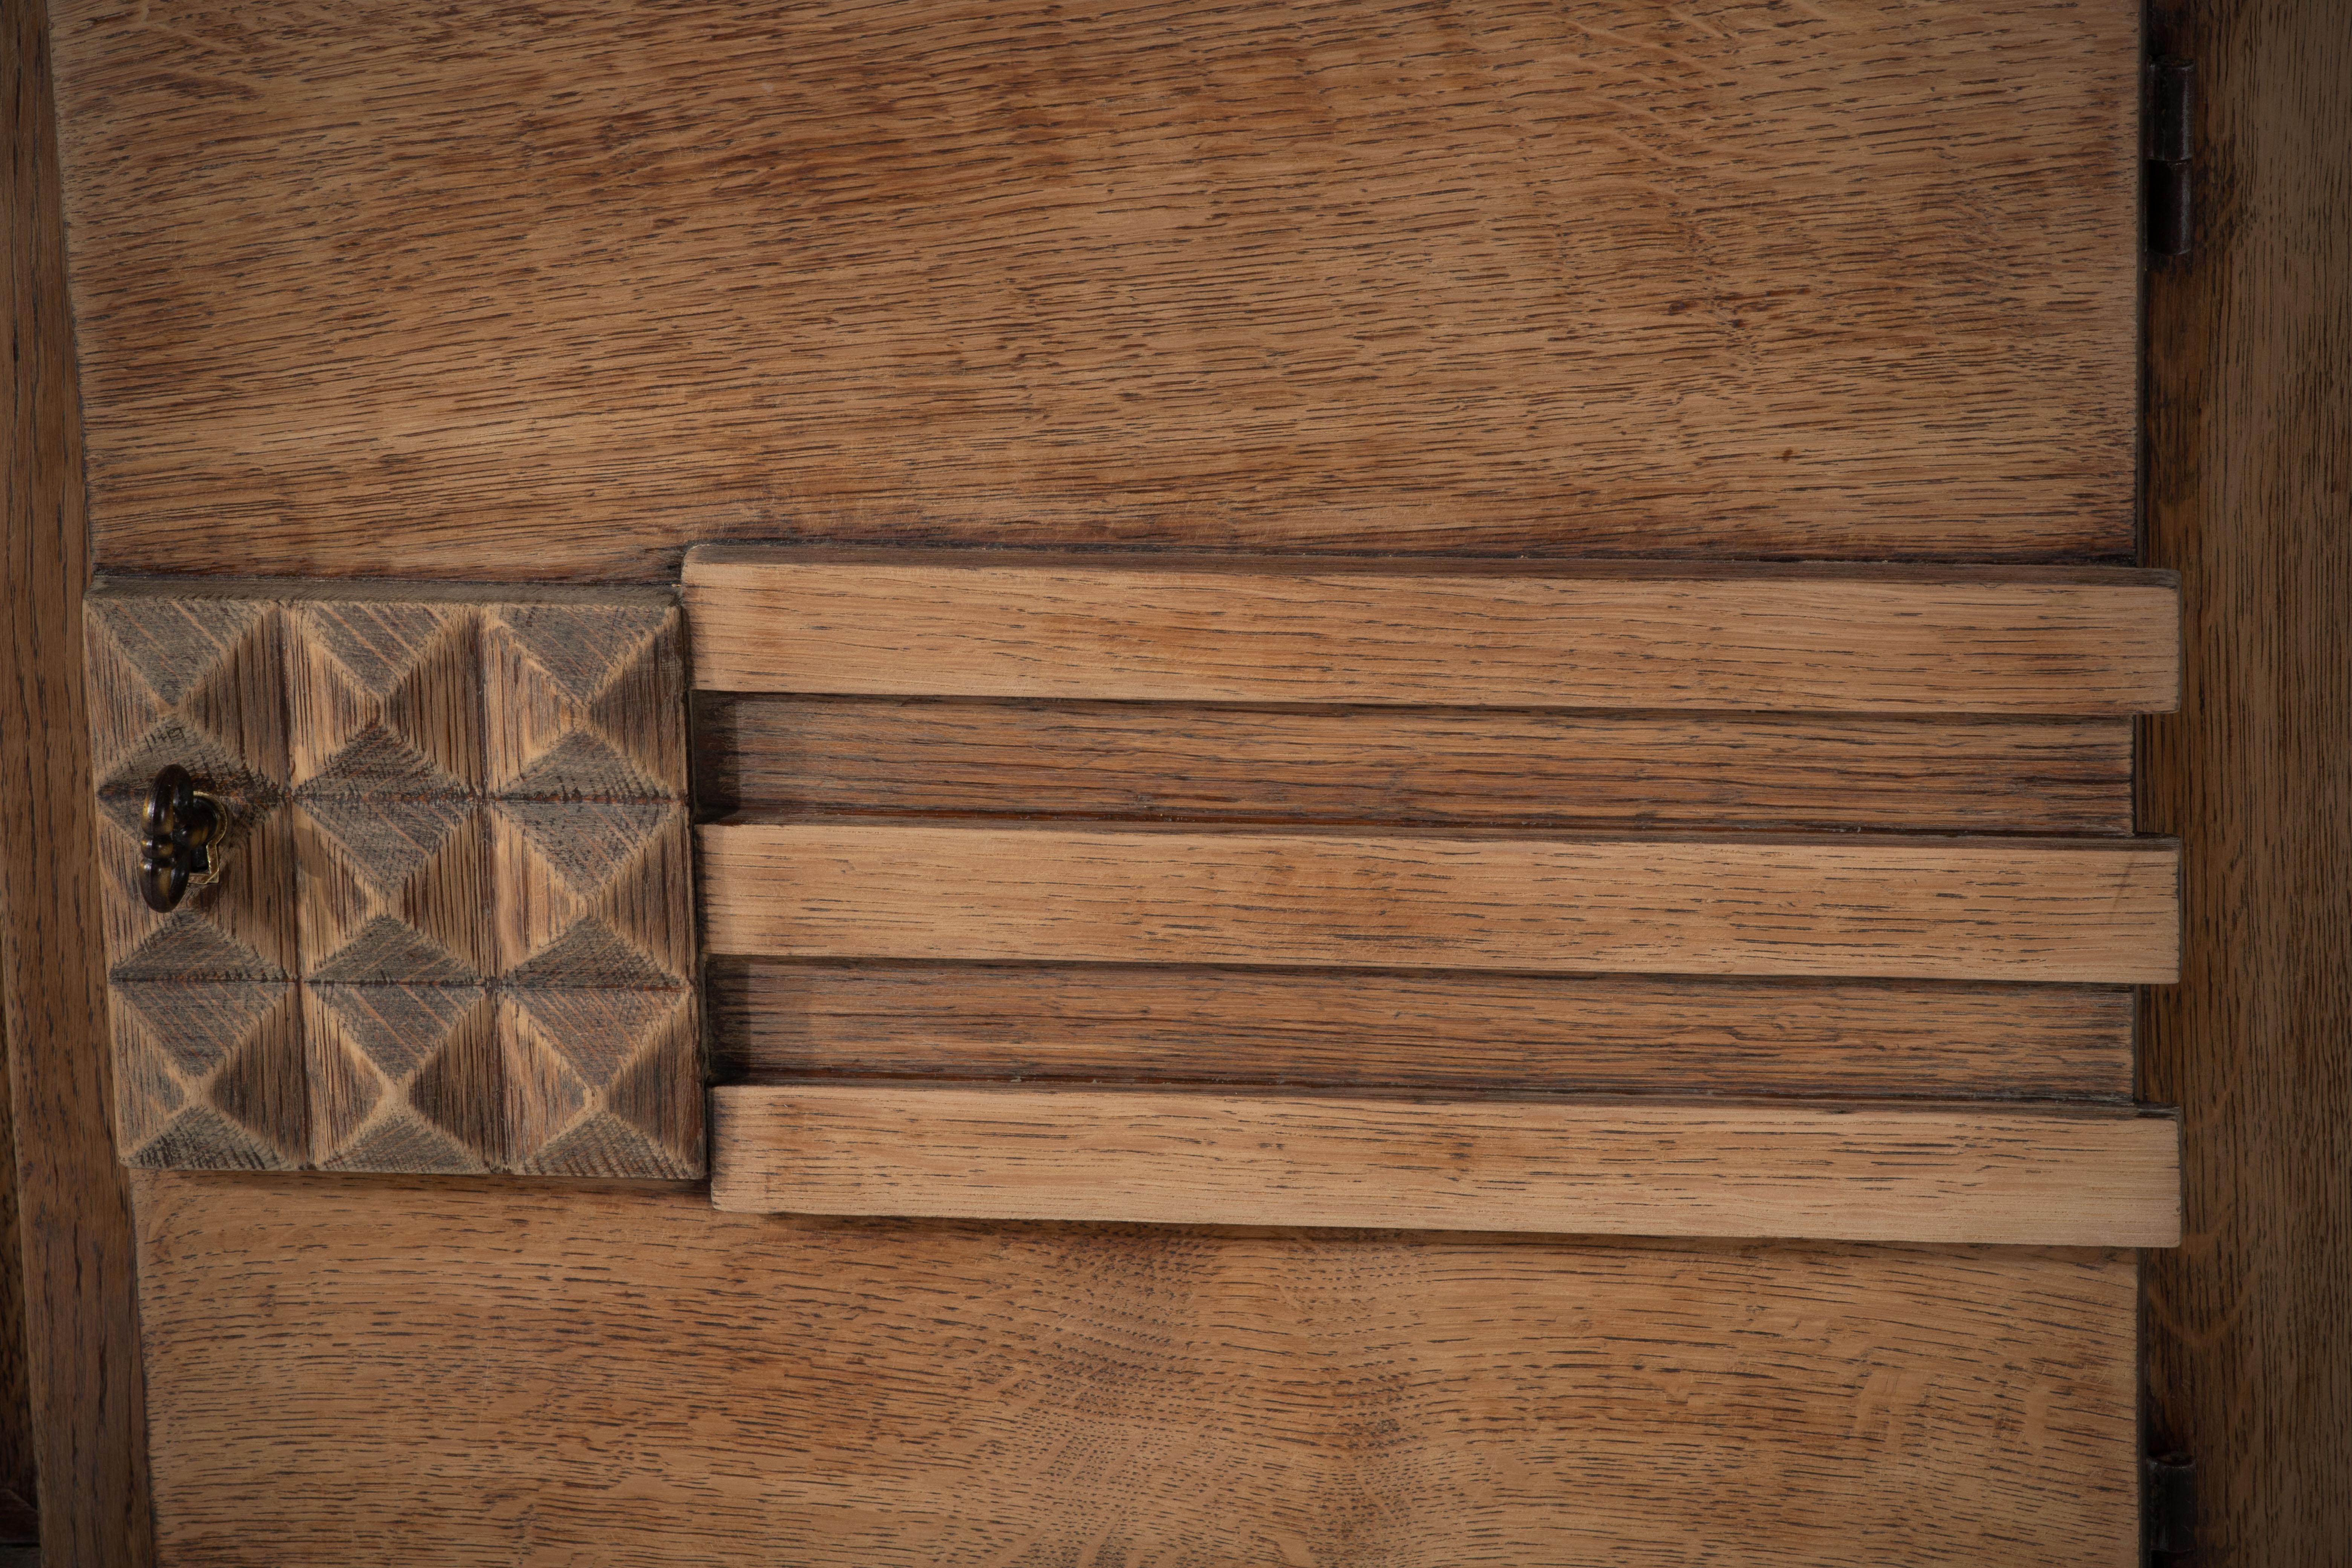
xmin=0 ymin=0 xmax=154 ymax=1555
xmin=2138 ymin=1 xmax=2352 ymax=1559
xmin=711 ymin=1083 xmax=2180 ymax=1246
xmin=701 ymin=823 xmax=2182 ymax=983
xmin=135 ymin=1171 xmax=2141 ymax=1566
xmin=83 ymin=579 xmax=703 ymax=1177
xmin=32 ymin=0 xmax=2174 ymax=1550
xmin=51 ymin=0 xmax=2139 ymax=580
xmin=712 ymin=959 xmax=2139 ymax=1100
xmin=683 ymin=551 xmax=2181 ymax=715
xmin=697 ymin=694 xmax=2139 ymax=835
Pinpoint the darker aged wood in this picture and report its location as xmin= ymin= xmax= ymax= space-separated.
xmin=696 ymin=695 xmax=2139 ymax=834
xmin=0 ymin=1 xmax=154 ymax=1556
xmin=683 ymin=551 xmax=2182 ymax=715
xmin=0 ymin=1014 xmax=36 ymax=1540
xmin=135 ymin=1172 xmax=2142 ymax=1565
xmin=84 ymin=580 xmax=703 ymax=1178
xmin=709 ymin=960 xmax=2139 ymax=1101
xmin=701 ymin=823 xmax=2182 ymax=983
xmin=710 ymin=1083 xmax=2182 ymax=1245
xmin=2138 ymin=2 xmax=2352 ymax=1559
xmin=49 ymin=0 xmax=2139 ymax=579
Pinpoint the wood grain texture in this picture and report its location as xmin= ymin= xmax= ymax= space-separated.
xmin=683 ymin=551 xmax=2181 ymax=715
xmin=0 ymin=0 xmax=154 ymax=1554
xmin=2139 ymin=0 xmax=2352 ymax=1559
xmin=710 ymin=960 xmax=2139 ymax=1100
xmin=83 ymin=580 xmax=703 ymax=1177
xmin=700 ymin=823 xmax=2181 ymax=983
xmin=696 ymin=695 xmax=2139 ymax=834
xmin=39 ymin=0 xmax=2170 ymax=1551
xmin=135 ymin=1171 xmax=2142 ymax=1566
xmin=0 ymin=1015 xmax=38 ymax=1540
xmin=50 ymin=0 xmax=2139 ymax=580
xmin=711 ymin=1084 xmax=2180 ymax=1245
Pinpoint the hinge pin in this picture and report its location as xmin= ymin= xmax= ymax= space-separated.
xmin=2147 ymin=58 xmax=2196 ymax=258
xmin=2147 ymin=1451 xmax=2199 ymax=1562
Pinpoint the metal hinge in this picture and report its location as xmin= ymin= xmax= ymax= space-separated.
xmin=2146 ymin=58 xmax=2196 ymax=257
xmin=2147 ymin=1451 xmax=2199 ymax=1563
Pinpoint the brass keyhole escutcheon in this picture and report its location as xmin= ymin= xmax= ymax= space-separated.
xmin=138 ymin=764 xmax=229 ymax=913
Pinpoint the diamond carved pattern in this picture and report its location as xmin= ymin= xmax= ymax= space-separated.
xmin=112 ymin=981 xmax=308 ymax=1171
xmin=87 ymin=580 xmax=700 ymax=1177
xmin=482 ymin=602 xmax=683 ymax=798
xmin=288 ymin=600 xmax=481 ymax=795
xmin=87 ymin=587 xmax=302 ymax=1166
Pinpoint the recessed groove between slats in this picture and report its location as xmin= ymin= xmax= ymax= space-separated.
xmin=708 ymin=960 xmax=2138 ymax=1100
xmin=681 ymin=549 xmax=2180 ymax=715
xmin=698 ymin=823 xmax=2181 ymax=983
xmin=692 ymin=695 xmax=2137 ymax=834
xmin=709 ymin=1083 xmax=2182 ymax=1246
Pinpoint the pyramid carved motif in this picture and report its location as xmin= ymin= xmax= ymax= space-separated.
xmin=87 ymin=579 xmax=701 ymax=1177
xmin=112 ymin=980 xmax=306 ymax=1171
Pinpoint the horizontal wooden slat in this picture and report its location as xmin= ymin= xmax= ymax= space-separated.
xmin=710 ymin=1084 xmax=2182 ymax=1245
xmin=710 ymin=961 xmax=2138 ymax=1100
xmin=682 ymin=551 xmax=2180 ymax=715
xmin=694 ymin=695 xmax=2138 ymax=834
xmin=699 ymin=824 xmax=2181 ymax=983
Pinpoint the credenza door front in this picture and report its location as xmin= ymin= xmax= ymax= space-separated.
xmin=44 ymin=1 xmax=2171 ymax=1561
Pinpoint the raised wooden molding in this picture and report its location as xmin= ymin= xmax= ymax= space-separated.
xmin=83 ymin=577 xmax=703 ymax=1177
xmin=682 ymin=549 xmax=2181 ymax=715
xmin=709 ymin=1083 xmax=2182 ymax=1246
xmin=699 ymin=823 xmax=2180 ymax=984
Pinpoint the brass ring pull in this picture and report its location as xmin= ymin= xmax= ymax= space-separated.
xmin=139 ymin=764 xmax=228 ymax=913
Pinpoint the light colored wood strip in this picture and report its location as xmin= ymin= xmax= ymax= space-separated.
xmin=698 ymin=824 xmax=2181 ymax=983
xmin=682 ymin=551 xmax=2180 ymax=715
xmin=709 ymin=961 xmax=2139 ymax=1100
xmin=710 ymin=1083 xmax=2182 ymax=1246
xmin=693 ymin=695 xmax=2139 ymax=834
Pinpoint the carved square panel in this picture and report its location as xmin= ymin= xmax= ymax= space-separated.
xmin=85 ymin=579 xmax=701 ymax=1178
xmin=489 ymin=801 xmax=694 ymax=985
xmin=287 ymin=598 xmax=483 ymax=795
xmin=112 ymin=979 xmax=307 ymax=1171
xmin=482 ymin=601 xmax=685 ymax=798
